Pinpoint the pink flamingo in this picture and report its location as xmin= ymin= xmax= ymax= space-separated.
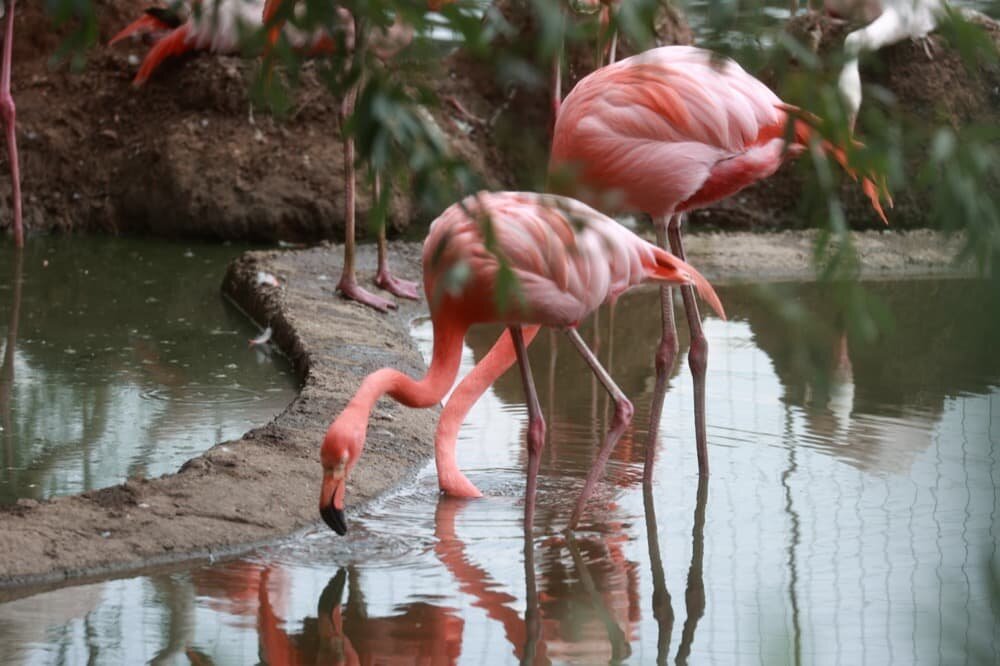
xmin=1 ymin=0 xmax=21 ymax=247
xmin=318 ymin=191 xmax=724 ymax=535
xmin=262 ymin=0 xmax=443 ymax=311
xmin=548 ymin=45 xmax=891 ymax=477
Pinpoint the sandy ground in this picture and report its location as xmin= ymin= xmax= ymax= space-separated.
xmin=0 ymin=228 xmax=976 ymax=595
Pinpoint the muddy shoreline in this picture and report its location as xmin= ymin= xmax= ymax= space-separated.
xmin=0 ymin=242 xmax=437 ymax=593
xmin=0 ymin=228 xmax=977 ymax=596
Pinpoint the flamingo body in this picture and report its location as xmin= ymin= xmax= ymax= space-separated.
xmin=551 ymin=45 xmax=888 ymax=220
xmin=423 ymin=192 xmax=722 ymax=329
xmin=551 ymin=46 xmax=802 ymax=218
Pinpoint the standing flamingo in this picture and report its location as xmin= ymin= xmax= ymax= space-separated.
xmin=263 ymin=0 xmax=442 ymax=312
xmin=548 ymin=45 xmax=891 ymax=477
xmin=318 ymin=191 xmax=724 ymax=535
xmin=1 ymin=0 xmax=21 ymax=247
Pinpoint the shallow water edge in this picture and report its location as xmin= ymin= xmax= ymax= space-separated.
xmin=0 ymin=229 xmax=974 ymax=592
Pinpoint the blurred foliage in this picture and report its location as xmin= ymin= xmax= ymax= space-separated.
xmin=22 ymin=0 xmax=1000 ymax=349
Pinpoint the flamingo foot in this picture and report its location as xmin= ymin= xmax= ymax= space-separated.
xmin=337 ymin=276 xmax=396 ymax=312
xmin=374 ymin=269 xmax=420 ymax=301
xmin=438 ymin=470 xmax=483 ymax=499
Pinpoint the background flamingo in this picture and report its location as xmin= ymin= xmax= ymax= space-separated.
xmin=548 ymin=45 xmax=891 ymax=478
xmin=1 ymin=0 xmax=21 ymax=247
xmin=318 ymin=191 xmax=724 ymax=535
xmin=833 ymin=0 xmax=946 ymax=128
xmin=263 ymin=0 xmax=436 ymax=312
xmin=110 ymin=0 xmax=271 ymax=85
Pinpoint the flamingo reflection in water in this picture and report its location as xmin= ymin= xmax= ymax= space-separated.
xmin=213 ymin=480 xmax=705 ymax=664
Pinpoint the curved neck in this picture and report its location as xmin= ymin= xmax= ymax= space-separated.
xmin=341 ymin=319 xmax=468 ymax=426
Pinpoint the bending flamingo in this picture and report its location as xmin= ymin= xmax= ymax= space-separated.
xmin=263 ymin=0 xmax=440 ymax=311
xmin=318 ymin=191 xmax=724 ymax=535
xmin=1 ymin=0 xmax=21 ymax=247
xmin=548 ymin=45 xmax=891 ymax=477
xmin=832 ymin=0 xmax=946 ymax=128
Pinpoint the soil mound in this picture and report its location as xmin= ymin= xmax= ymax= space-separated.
xmin=693 ymin=10 xmax=1000 ymax=231
xmin=0 ymin=0 xmax=505 ymax=241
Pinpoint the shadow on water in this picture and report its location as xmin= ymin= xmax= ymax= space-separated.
xmin=0 ymin=277 xmax=998 ymax=664
xmin=0 ymin=238 xmax=298 ymax=503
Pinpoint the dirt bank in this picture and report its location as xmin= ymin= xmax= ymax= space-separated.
xmin=0 ymin=243 xmax=435 ymax=590
xmin=0 ymin=0 xmax=506 ymax=242
xmin=0 ymin=227 xmax=976 ymax=593
xmin=2 ymin=2 xmax=996 ymax=242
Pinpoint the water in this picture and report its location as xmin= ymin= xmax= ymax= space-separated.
xmin=0 ymin=238 xmax=298 ymax=504
xmin=1 ymin=277 xmax=995 ymax=664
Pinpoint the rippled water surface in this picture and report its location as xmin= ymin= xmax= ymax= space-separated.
xmin=0 ymin=277 xmax=997 ymax=664
xmin=0 ymin=239 xmax=298 ymax=504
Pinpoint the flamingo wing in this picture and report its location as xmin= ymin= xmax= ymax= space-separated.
xmin=551 ymin=46 xmax=790 ymax=217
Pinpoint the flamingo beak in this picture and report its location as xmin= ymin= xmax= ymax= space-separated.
xmin=320 ymin=465 xmax=348 ymax=535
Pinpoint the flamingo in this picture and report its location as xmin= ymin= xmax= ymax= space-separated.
xmin=832 ymin=0 xmax=946 ymax=128
xmin=547 ymin=45 xmax=891 ymax=477
xmin=109 ymin=0 xmax=276 ymax=86
xmin=318 ymin=191 xmax=724 ymax=535
xmin=263 ymin=0 xmax=446 ymax=312
xmin=1 ymin=0 xmax=21 ymax=247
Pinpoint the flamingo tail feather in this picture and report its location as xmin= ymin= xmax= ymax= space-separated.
xmin=650 ymin=249 xmax=726 ymax=321
xmin=784 ymin=108 xmax=892 ymax=225
xmin=109 ymin=7 xmax=183 ymax=46
xmin=132 ymin=25 xmax=193 ymax=86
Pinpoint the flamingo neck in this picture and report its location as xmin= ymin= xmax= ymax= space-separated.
xmin=336 ymin=319 xmax=468 ymax=440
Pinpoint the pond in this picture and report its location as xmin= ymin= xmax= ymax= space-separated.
xmin=0 ymin=276 xmax=995 ymax=664
xmin=0 ymin=238 xmax=298 ymax=505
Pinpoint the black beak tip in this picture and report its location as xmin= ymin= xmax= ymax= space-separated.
xmin=321 ymin=504 xmax=347 ymax=535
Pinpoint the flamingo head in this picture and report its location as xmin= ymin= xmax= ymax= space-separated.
xmin=319 ymin=418 xmax=364 ymax=535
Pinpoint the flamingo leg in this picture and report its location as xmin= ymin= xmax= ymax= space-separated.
xmin=511 ymin=325 xmax=546 ymax=534
xmin=642 ymin=482 xmax=675 ymax=663
xmin=565 ymin=533 xmax=631 ymax=661
xmin=372 ymin=170 xmax=420 ymax=300
xmin=1 ymin=0 xmax=22 ymax=248
xmin=645 ymin=216 xmax=679 ymax=484
xmin=522 ymin=509 xmax=542 ymax=665
xmin=676 ymin=475 xmax=708 ymax=663
xmin=667 ymin=214 xmax=710 ymax=476
xmin=550 ymin=6 xmax=566 ymax=129
xmin=565 ymin=327 xmax=633 ymax=531
xmin=336 ymin=69 xmax=395 ymax=312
